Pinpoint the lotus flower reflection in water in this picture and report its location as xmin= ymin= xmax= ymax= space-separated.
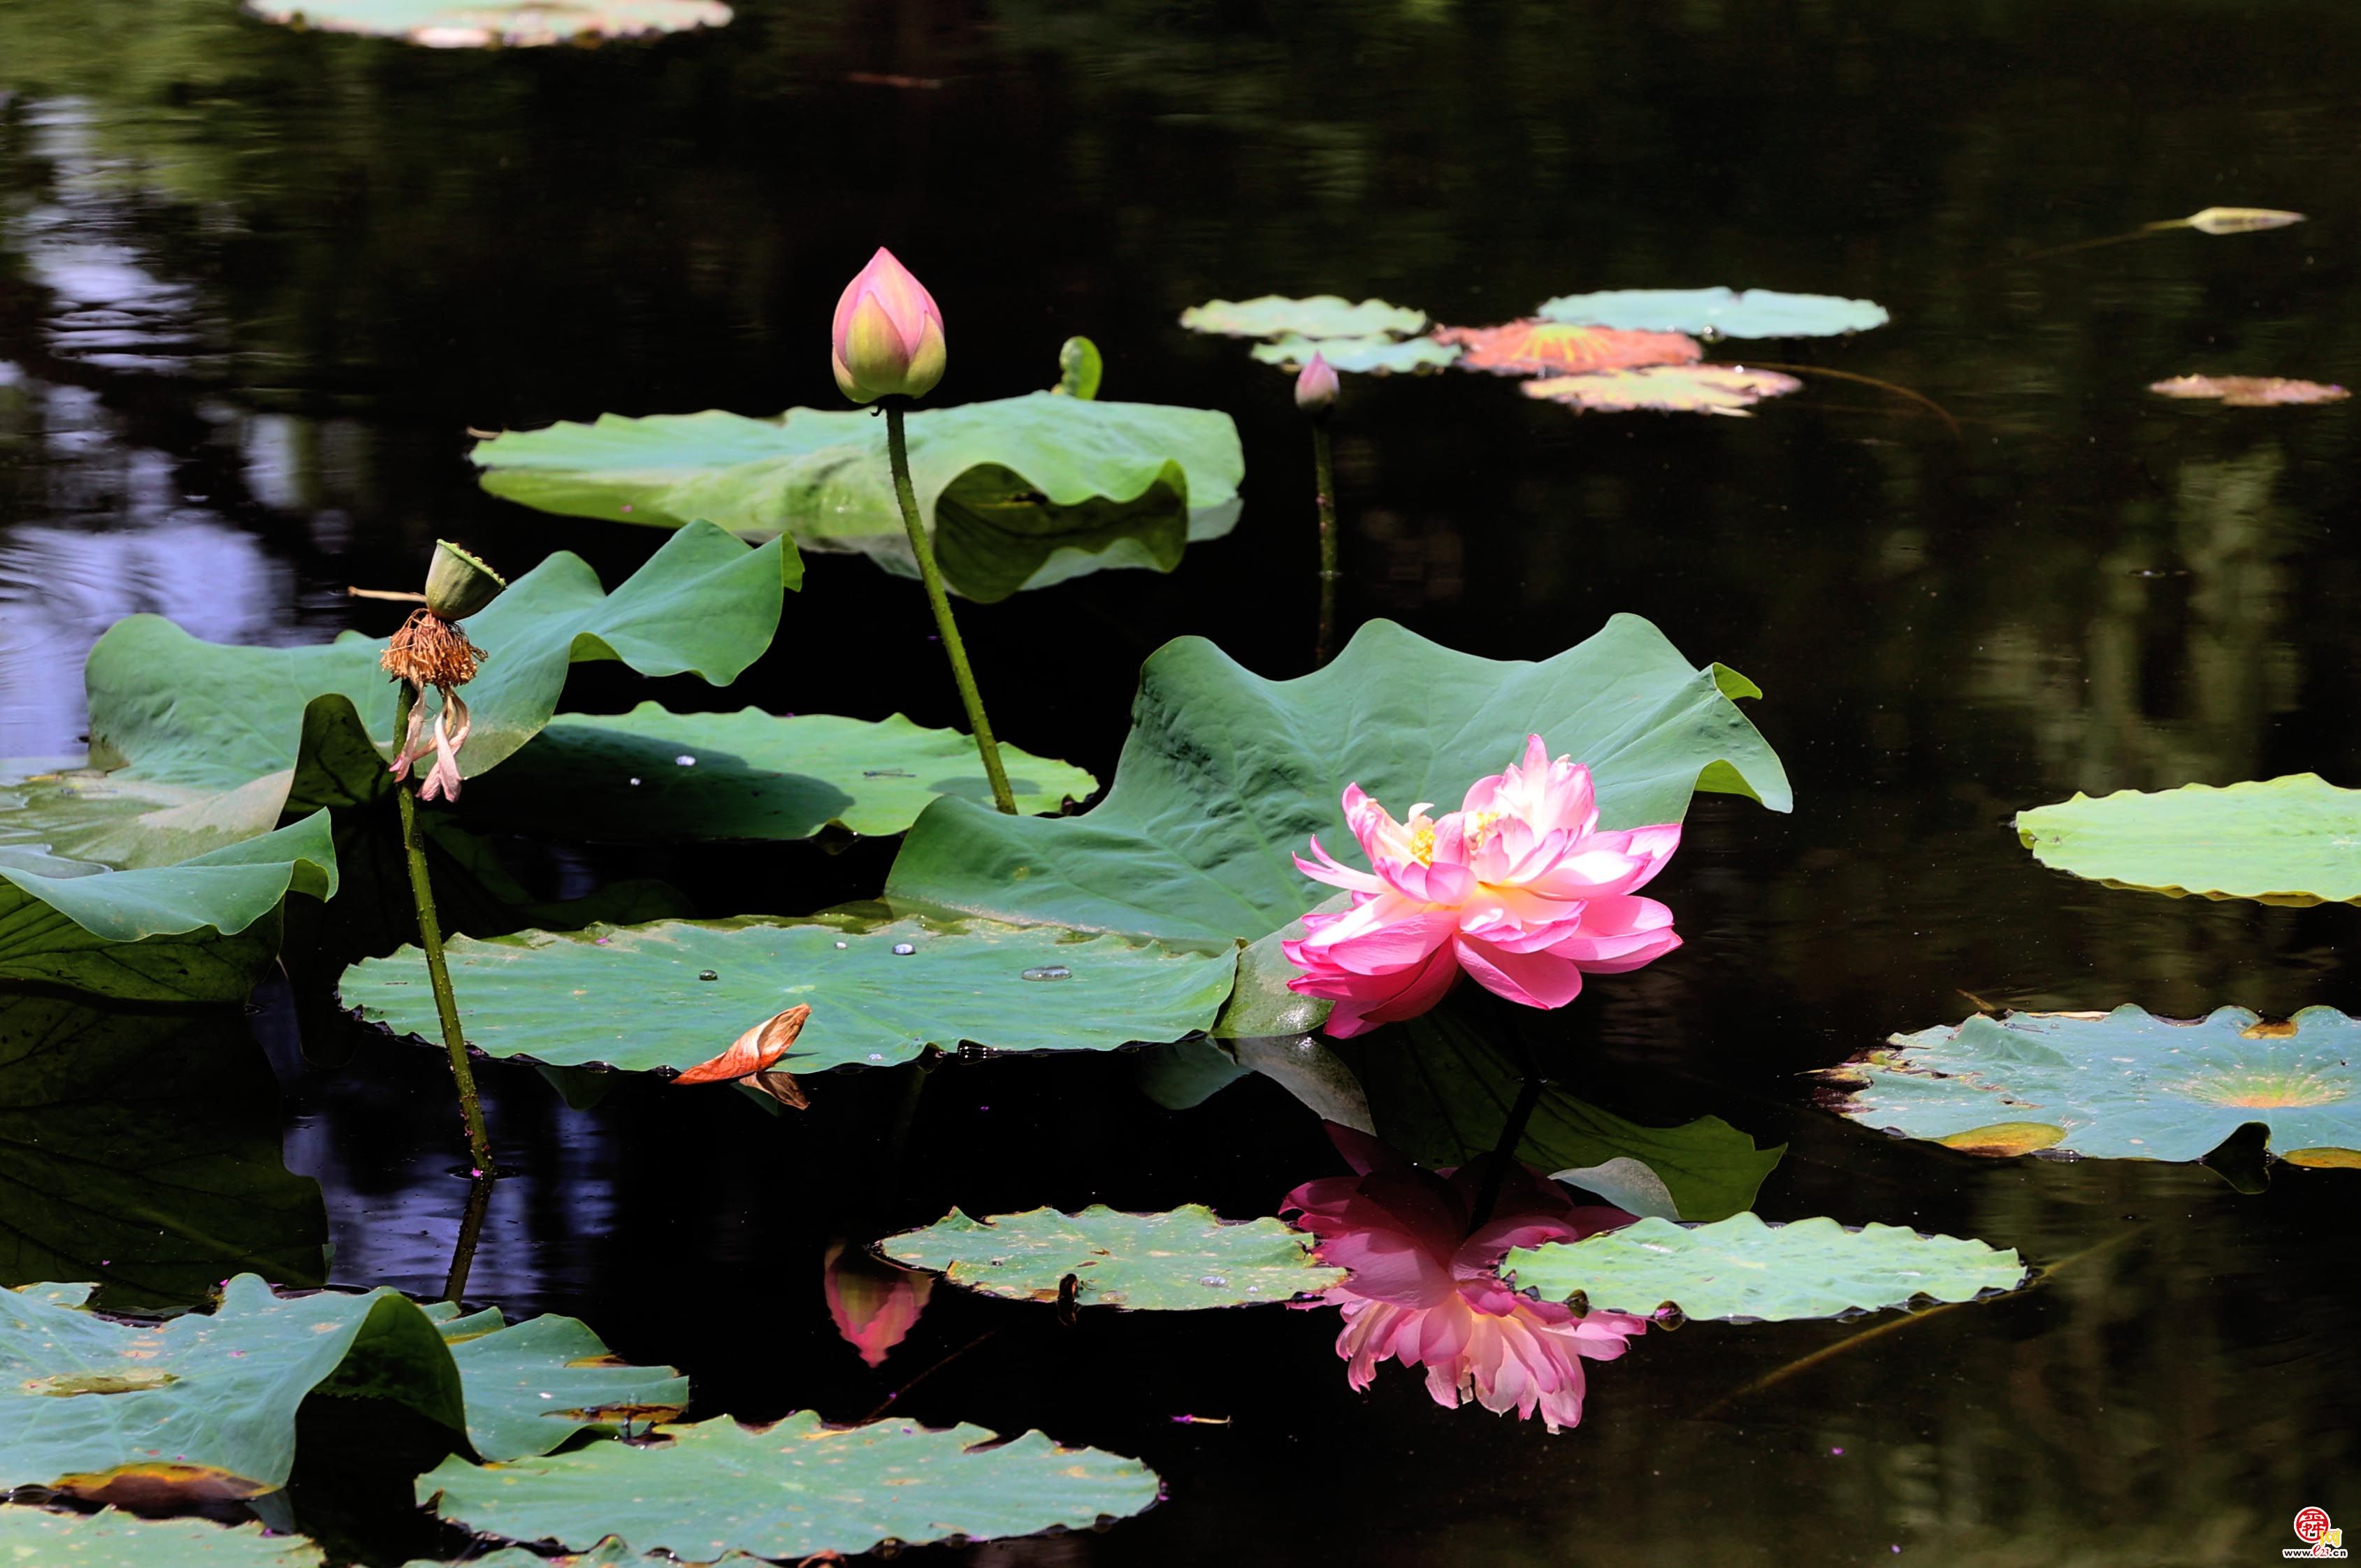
xmin=1284 ymin=1126 xmax=1645 ymax=1432
xmin=1283 ymin=735 xmax=1684 ymax=1037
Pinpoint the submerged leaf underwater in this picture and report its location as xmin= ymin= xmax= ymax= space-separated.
xmin=3 ymin=0 xmax=2360 ymax=1565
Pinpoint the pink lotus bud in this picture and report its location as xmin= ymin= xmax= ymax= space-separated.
xmin=1294 ymin=351 xmax=1340 ymax=412
xmin=830 ymin=247 xmax=948 ymax=403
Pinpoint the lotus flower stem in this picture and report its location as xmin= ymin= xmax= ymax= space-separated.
xmin=391 ymin=681 xmax=496 ymax=1176
xmin=884 ymin=402 xmax=1017 ymax=814
xmin=1312 ymin=419 xmax=1339 ymax=666
xmin=1466 ymin=1061 xmax=1545 ymax=1233
xmin=442 ymin=1172 xmax=496 ymax=1305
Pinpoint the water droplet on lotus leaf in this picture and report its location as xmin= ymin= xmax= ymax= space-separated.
xmin=1198 ymin=1275 xmax=1229 ymax=1288
xmin=833 ymin=941 xmax=849 ymax=949
xmin=1020 ymin=964 xmax=1072 ymax=981
xmin=698 ymin=970 xmax=718 ymax=982
xmin=891 ymin=942 xmax=916 ymax=955
xmin=674 ymin=754 xmax=697 ymax=767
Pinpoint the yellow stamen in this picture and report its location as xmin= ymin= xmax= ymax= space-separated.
xmin=1408 ymin=817 xmax=1437 ymax=864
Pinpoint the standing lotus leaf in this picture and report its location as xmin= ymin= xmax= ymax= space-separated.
xmin=2014 ymin=774 xmax=2361 ymax=905
xmin=1522 ymin=365 xmax=1804 ymax=416
xmin=416 ymin=1414 xmax=1161 ymax=1561
xmin=1503 ymin=1213 xmax=2028 ymax=1322
xmin=1180 ymin=295 xmax=1429 ymax=340
xmin=880 ymin=1205 xmax=1347 ymax=1309
xmin=1824 ymin=1006 xmax=2361 ymax=1166
xmin=1536 ymin=286 xmax=1891 ymax=338
xmin=340 ymin=915 xmax=1236 ymax=1076
xmin=0 ymin=1508 xmax=324 ymax=1567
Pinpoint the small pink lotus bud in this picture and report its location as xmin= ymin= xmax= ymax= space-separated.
xmin=1294 ymin=351 xmax=1340 ymax=412
xmin=830 ymin=247 xmax=948 ymax=404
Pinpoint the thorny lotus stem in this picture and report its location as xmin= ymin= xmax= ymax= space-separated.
xmin=442 ymin=1173 xmax=496 ymax=1305
xmin=392 ymin=681 xmax=496 ymax=1177
xmin=1311 ymin=416 xmax=1339 ymax=667
xmin=884 ymin=401 xmax=1017 ymax=814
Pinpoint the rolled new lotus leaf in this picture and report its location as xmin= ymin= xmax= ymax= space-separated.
xmin=424 ymin=540 xmax=507 ymax=621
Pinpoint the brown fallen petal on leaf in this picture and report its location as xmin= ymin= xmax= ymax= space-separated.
xmin=2149 ymin=374 xmax=2350 ymax=407
xmin=1522 ymin=363 xmax=1803 ymax=416
xmin=2180 ymin=205 xmax=2305 ymax=235
xmin=56 ymin=1462 xmax=263 ymax=1509
xmin=674 ymin=1003 xmax=812 ymax=1084
xmin=1434 ymin=319 xmax=1702 ymax=376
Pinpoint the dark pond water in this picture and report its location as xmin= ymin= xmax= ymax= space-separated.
xmin=5 ymin=1 xmax=2361 ymax=1563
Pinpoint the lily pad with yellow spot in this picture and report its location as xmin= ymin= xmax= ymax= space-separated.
xmin=1824 ymin=1006 xmax=2361 ymax=1163
xmin=1434 ymin=319 xmax=1702 ymax=377
xmin=1522 ymin=365 xmax=1804 ymax=416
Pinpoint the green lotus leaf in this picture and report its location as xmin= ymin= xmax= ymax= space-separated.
xmin=1248 ymin=335 xmax=1461 ymax=374
xmin=240 ymin=0 xmax=731 ymax=45
xmin=0 ymin=997 xmax=328 ymax=1309
xmin=1536 ymin=287 xmax=1890 ymax=338
xmin=1503 ymin=1213 xmax=2027 ymax=1321
xmin=885 ymin=616 xmax=1791 ymax=950
xmin=470 ymin=393 xmax=1243 ymax=603
xmin=1180 ymin=295 xmax=1427 ymax=339
xmin=0 ymin=811 xmax=336 ymax=1001
xmin=402 ymin=1545 xmax=637 ymax=1568
xmin=2014 ymin=774 xmax=2361 ymax=905
xmin=41 ymin=523 xmax=798 ymax=875
xmin=422 ymin=1305 xmax=688 ymax=1460
xmin=0 ymin=1275 xmax=465 ymax=1499
xmin=340 ymin=915 xmax=1236 ymax=1076
xmin=0 ymin=1507 xmax=323 ymax=1567
xmin=1828 ymin=1005 xmax=2361 ymax=1165
xmin=880 ymin=1205 xmax=1345 ymax=1309
xmin=417 ymin=1414 xmax=1161 ymax=1561
xmin=1 ymin=1276 xmax=688 ymax=1498
xmin=1352 ymin=1004 xmax=1783 ymax=1222
xmin=458 ymin=705 xmax=1097 ymax=844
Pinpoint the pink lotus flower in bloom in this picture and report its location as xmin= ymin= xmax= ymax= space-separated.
xmin=1284 ymin=1126 xmax=1645 ymax=1432
xmin=1283 ymin=735 xmax=1684 ymax=1037
xmin=823 ymin=1240 xmax=934 ymax=1367
xmin=830 ymin=246 xmax=948 ymax=403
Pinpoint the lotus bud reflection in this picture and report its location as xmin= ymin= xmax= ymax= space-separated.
xmin=1284 ymin=1124 xmax=1644 ymax=1432
xmin=1294 ymin=351 xmax=1340 ymax=413
xmin=830 ymin=246 xmax=948 ymax=404
xmin=1283 ymin=734 xmax=1683 ymax=1036
xmin=823 ymin=1240 xmax=934 ymax=1367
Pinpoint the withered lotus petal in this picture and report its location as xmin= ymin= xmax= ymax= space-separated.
xmin=2148 ymin=374 xmax=2349 ymax=407
xmin=674 ymin=1003 xmax=812 ymax=1083
xmin=1434 ymin=319 xmax=1703 ymax=377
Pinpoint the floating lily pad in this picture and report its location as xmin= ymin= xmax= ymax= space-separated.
xmin=2148 ymin=375 xmax=2349 ymax=407
xmin=0 ymin=1275 xmax=464 ymax=1500
xmin=417 ymin=1414 xmax=1161 ymax=1561
xmin=471 ymin=394 xmax=1242 ymax=604
xmin=1503 ymin=1212 xmax=2027 ymax=1321
xmin=424 ymin=1305 xmax=688 ymax=1460
xmin=1353 ymin=1004 xmax=1782 ymax=1223
xmin=1828 ymin=1006 xmax=2361 ymax=1166
xmin=1248 ymin=335 xmax=1461 ymax=375
xmin=1536 ymin=287 xmax=1890 ymax=338
xmin=886 ymin=616 xmax=1791 ymax=949
xmin=402 ymin=1547 xmax=637 ymax=1568
xmin=1179 ymin=295 xmax=1427 ymax=340
xmin=458 ymin=705 xmax=1097 ymax=843
xmin=240 ymin=0 xmax=731 ymax=46
xmin=0 ymin=813 xmax=337 ymax=1001
xmin=0 ymin=1507 xmax=323 ymax=1567
xmin=1434 ymin=320 xmax=1703 ymax=376
xmin=341 ymin=915 xmax=1236 ymax=1076
xmin=0 ymin=996 xmax=328 ymax=1309
xmin=54 ymin=523 xmax=798 ymax=873
xmin=879 ymin=1205 xmax=1345 ymax=1309
xmin=1522 ymin=365 xmax=1805 ymax=416
xmin=2014 ymin=774 xmax=2361 ymax=905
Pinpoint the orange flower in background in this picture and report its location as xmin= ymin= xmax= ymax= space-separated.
xmin=1434 ymin=319 xmax=1703 ymax=377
